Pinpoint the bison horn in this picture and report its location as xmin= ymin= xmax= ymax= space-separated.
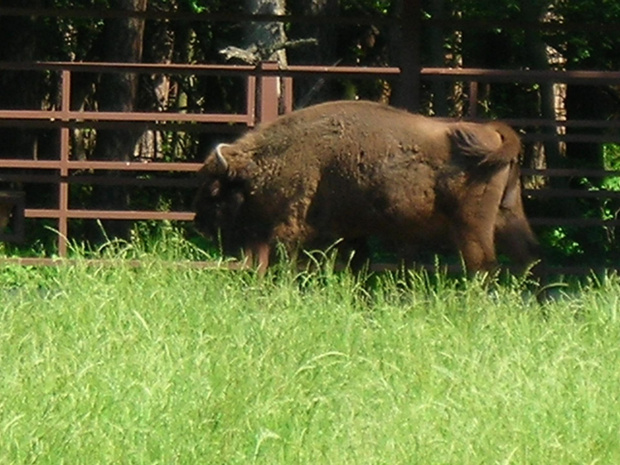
xmin=215 ymin=143 xmax=231 ymax=171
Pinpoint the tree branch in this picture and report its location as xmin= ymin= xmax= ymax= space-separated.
xmin=219 ymin=38 xmax=318 ymax=64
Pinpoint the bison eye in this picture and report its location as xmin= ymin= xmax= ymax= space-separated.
xmin=209 ymin=180 xmax=221 ymax=197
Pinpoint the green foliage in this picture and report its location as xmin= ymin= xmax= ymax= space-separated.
xmin=183 ymin=0 xmax=209 ymax=14
xmin=448 ymin=0 xmax=527 ymax=19
xmin=603 ymin=144 xmax=620 ymax=172
xmin=541 ymin=227 xmax=584 ymax=261
xmin=552 ymin=0 xmax=620 ymax=69
xmin=342 ymin=0 xmax=393 ymax=16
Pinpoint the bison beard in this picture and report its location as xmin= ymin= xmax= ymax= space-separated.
xmin=193 ymin=100 xmax=538 ymax=274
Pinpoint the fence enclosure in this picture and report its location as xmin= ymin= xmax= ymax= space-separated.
xmin=1 ymin=7 xmax=619 ymax=273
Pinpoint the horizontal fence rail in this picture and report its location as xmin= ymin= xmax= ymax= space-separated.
xmin=0 ymin=61 xmax=267 ymax=256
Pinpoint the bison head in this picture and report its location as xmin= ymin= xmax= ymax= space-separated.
xmin=495 ymin=162 xmax=540 ymax=271
xmin=193 ymin=143 xmax=256 ymax=254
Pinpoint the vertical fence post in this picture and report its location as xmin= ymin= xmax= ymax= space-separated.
xmin=58 ymin=69 xmax=71 ymax=257
xmin=468 ymin=81 xmax=478 ymax=118
xmin=247 ymin=74 xmax=257 ymax=127
xmin=258 ymin=61 xmax=280 ymax=124
xmin=282 ymin=76 xmax=293 ymax=114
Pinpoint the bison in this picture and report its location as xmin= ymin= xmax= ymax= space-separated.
xmin=193 ymin=100 xmax=538 ymax=274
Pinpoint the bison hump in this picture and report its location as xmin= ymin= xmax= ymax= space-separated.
xmin=449 ymin=121 xmax=521 ymax=166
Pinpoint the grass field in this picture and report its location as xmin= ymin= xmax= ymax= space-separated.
xmin=1 ymin=233 xmax=620 ymax=464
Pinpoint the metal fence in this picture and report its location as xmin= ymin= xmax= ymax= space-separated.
xmin=0 ymin=60 xmax=402 ymax=265
xmin=0 ymin=61 xmax=283 ymax=257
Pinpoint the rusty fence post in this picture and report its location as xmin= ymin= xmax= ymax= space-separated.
xmin=247 ymin=73 xmax=257 ymax=127
xmin=258 ymin=61 xmax=281 ymax=124
xmin=283 ymin=76 xmax=294 ymax=114
xmin=58 ymin=69 xmax=71 ymax=257
xmin=468 ymin=81 xmax=478 ymax=118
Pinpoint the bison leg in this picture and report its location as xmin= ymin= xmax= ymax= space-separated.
xmin=495 ymin=213 xmax=539 ymax=272
xmin=450 ymin=168 xmax=511 ymax=273
xmin=451 ymin=226 xmax=497 ymax=272
xmin=338 ymin=237 xmax=370 ymax=272
xmin=243 ymin=242 xmax=271 ymax=276
xmin=495 ymin=189 xmax=539 ymax=272
xmin=450 ymin=200 xmax=500 ymax=272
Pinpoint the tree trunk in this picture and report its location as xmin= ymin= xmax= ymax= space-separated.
xmin=244 ymin=0 xmax=288 ymax=117
xmin=138 ymin=0 xmax=176 ymax=160
xmin=521 ymin=1 xmax=564 ymax=179
xmin=428 ymin=0 xmax=448 ymax=116
xmin=393 ymin=0 xmax=421 ymax=112
xmin=0 ymin=0 xmax=45 ymax=160
xmin=289 ymin=0 xmax=339 ymax=107
xmin=90 ymin=0 xmax=147 ymax=241
xmin=93 ymin=0 xmax=147 ymax=162
xmin=244 ymin=0 xmax=288 ymax=64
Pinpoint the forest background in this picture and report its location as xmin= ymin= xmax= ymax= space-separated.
xmin=0 ymin=0 xmax=619 ymax=269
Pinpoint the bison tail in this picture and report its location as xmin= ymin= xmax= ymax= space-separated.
xmin=450 ymin=121 xmax=521 ymax=166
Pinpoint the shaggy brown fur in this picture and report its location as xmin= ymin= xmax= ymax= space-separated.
xmin=194 ymin=100 xmax=538 ymax=273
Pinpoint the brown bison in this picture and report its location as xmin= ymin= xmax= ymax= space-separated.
xmin=193 ymin=100 xmax=538 ymax=273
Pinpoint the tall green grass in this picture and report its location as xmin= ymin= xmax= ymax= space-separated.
xmin=1 ymin=230 xmax=620 ymax=463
